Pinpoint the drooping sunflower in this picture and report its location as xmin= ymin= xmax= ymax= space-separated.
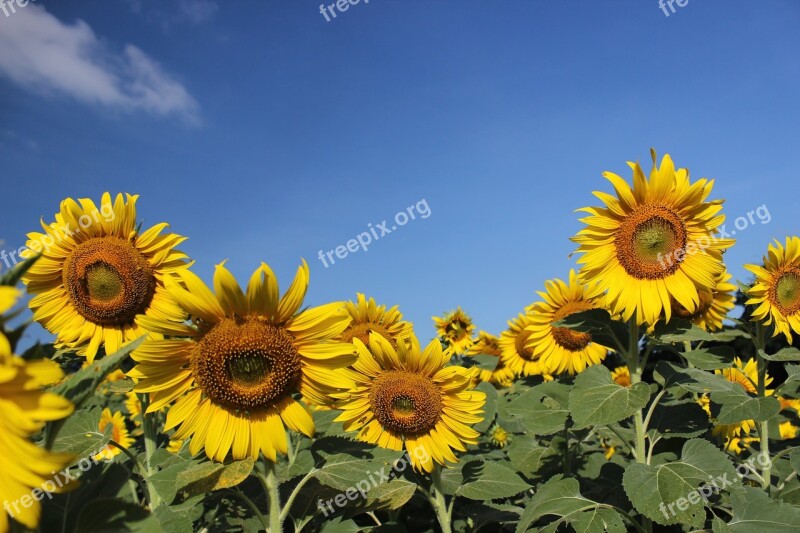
xmin=335 ymin=332 xmax=485 ymax=473
xmin=21 ymin=193 xmax=191 ymax=363
xmin=433 ymin=307 xmax=475 ymax=355
xmin=610 ymin=366 xmax=631 ymax=387
xmin=340 ymin=293 xmax=414 ymax=348
xmin=1 ymin=295 xmax=74 ymax=532
xmin=525 ymin=270 xmax=610 ymax=375
xmin=572 ymin=151 xmax=733 ymax=326
xmin=466 ymin=331 xmax=515 ymax=386
xmin=671 ymin=268 xmax=736 ymax=331
xmin=499 ymin=311 xmax=544 ymax=377
xmin=707 ymin=357 xmax=773 ymax=453
xmin=129 ymin=261 xmax=357 ymax=462
xmin=745 ymin=236 xmax=800 ymax=343
xmin=94 ymin=408 xmax=135 ymax=461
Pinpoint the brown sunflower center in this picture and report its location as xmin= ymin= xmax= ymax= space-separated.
xmin=550 ymin=300 xmax=594 ymax=351
xmin=515 ymin=329 xmax=536 ymax=361
xmin=341 ymin=321 xmax=393 ymax=347
xmin=615 ymin=205 xmax=687 ymax=279
xmin=772 ymin=270 xmax=800 ymax=315
xmin=62 ymin=237 xmax=156 ymax=326
xmin=672 ymin=290 xmax=714 ymax=320
xmin=369 ymin=370 xmax=443 ymax=435
xmin=192 ymin=318 xmax=301 ymax=413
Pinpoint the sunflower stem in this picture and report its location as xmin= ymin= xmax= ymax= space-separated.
xmin=264 ymin=459 xmax=283 ymax=533
xmin=140 ymin=394 xmax=162 ymax=508
xmin=754 ymin=321 xmax=772 ymax=491
xmin=430 ymin=465 xmax=452 ymax=533
xmin=626 ymin=319 xmax=652 ymax=533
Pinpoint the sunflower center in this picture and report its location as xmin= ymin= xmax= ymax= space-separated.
xmin=515 ymin=330 xmax=536 ymax=360
xmin=369 ymin=370 xmax=443 ymax=435
xmin=62 ymin=237 xmax=156 ymax=325
xmin=192 ymin=318 xmax=301 ymax=413
xmin=341 ymin=321 xmax=393 ymax=347
xmin=550 ymin=300 xmax=594 ymax=351
xmin=773 ymin=270 xmax=800 ymax=315
xmin=672 ymin=289 xmax=714 ymax=320
xmin=615 ymin=205 xmax=687 ymax=279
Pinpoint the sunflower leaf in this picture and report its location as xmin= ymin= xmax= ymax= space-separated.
xmin=500 ymin=383 xmax=569 ymax=435
xmin=456 ymin=460 xmax=530 ymax=500
xmin=622 ymin=439 xmax=737 ymax=527
xmin=682 ymin=346 xmax=736 ymax=370
xmin=568 ymin=365 xmax=651 ymax=429
xmin=552 ymin=309 xmax=628 ymax=352
xmin=653 ymin=321 xmax=747 ymax=343
xmin=721 ymin=485 xmax=800 ymax=531
xmin=515 ymin=476 xmax=625 ymax=533
xmin=759 ymin=347 xmax=800 ymax=362
xmin=49 ymin=406 xmax=113 ymax=460
xmin=645 ymin=399 xmax=710 ymax=439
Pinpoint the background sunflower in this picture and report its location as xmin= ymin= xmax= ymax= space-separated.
xmin=746 ymin=236 xmax=800 ymax=342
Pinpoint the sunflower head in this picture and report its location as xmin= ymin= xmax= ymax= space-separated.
xmin=610 ymin=366 xmax=631 ymax=387
xmin=499 ymin=311 xmax=543 ymax=377
xmin=671 ymin=269 xmax=736 ymax=331
xmin=22 ymin=193 xmax=191 ymax=362
xmin=745 ymin=236 xmax=800 ymax=343
xmin=711 ymin=358 xmax=773 ymax=451
xmin=525 ymin=270 xmax=610 ymax=375
xmin=335 ymin=332 xmax=485 ymax=473
xmin=129 ymin=260 xmax=357 ymax=462
xmin=94 ymin=408 xmax=134 ymax=461
xmin=488 ymin=425 xmax=510 ymax=448
xmin=467 ymin=331 xmax=515 ymax=387
xmin=340 ymin=293 xmax=414 ymax=348
xmin=433 ymin=307 xmax=475 ymax=355
xmin=572 ymin=151 xmax=732 ymax=326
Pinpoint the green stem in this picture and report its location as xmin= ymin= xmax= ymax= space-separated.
xmin=430 ymin=465 xmax=452 ymax=533
xmin=139 ymin=394 xmax=162 ymax=508
xmin=226 ymin=488 xmax=269 ymax=531
xmin=264 ymin=459 xmax=282 ymax=533
xmin=626 ymin=319 xmax=652 ymax=533
xmin=754 ymin=322 xmax=771 ymax=491
xmin=562 ymin=424 xmax=571 ymax=476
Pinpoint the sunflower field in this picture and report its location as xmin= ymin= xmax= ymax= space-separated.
xmin=3 ymin=150 xmax=800 ymax=533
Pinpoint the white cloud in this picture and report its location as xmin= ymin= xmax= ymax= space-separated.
xmin=0 ymin=5 xmax=199 ymax=123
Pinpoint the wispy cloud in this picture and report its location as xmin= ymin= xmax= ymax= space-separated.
xmin=177 ymin=0 xmax=219 ymax=24
xmin=0 ymin=5 xmax=199 ymax=123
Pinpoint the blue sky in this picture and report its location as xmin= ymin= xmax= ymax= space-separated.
xmin=1 ymin=0 xmax=798 ymax=348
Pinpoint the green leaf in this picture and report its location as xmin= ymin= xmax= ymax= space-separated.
xmin=74 ymin=497 xmax=159 ymax=532
xmin=552 ymin=308 xmax=628 ymax=351
xmin=0 ymin=255 xmax=39 ymax=286
xmin=169 ymin=458 xmax=254 ymax=502
xmin=463 ymin=354 xmax=502 ymax=371
xmin=474 ymin=381 xmax=497 ymax=433
xmin=622 ymin=438 xmax=737 ymax=527
xmin=759 ymin=347 xmax=800 ymax=362
xmin=515 ymin=476 xmax=625 ymax=533
xmin=682 ymin=346 xmax=736 ymax=370
xmin=313 ymin=448 xmax=403 ymax=492
xmin=50 ymin=407 xmax=113 ymax=460
xmin=456 ymin=460 xmax=530 ymax=500
xmin=790 ymin=447 xmax=800 ymax=474
xmin=506 ymin=438 xmax=559 ymax=478
xmin=646 ymin=400 xmax=710 ymax=439
xmin=501 ymin=382 xmax=569 ymax=435
xmin=568 ymin=365 xmax=651 ymax=429
xmin=723 ymin=485 xmax=800 ymax=531
xmin=653 ymin=321 xmax=746 ymax=343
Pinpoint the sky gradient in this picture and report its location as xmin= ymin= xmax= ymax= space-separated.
xmin=1 ymin=0 xmax=798 ymax=348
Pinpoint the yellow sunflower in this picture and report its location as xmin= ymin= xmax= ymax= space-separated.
xmin=710 ymin=357 xmax=773 ymax=452
xmin=340 ymin=293 xmax=414 ymax=348
xmin=745 ymin=236 xmax=800 ymax=343
xmin=499 ymin=312 xmax=544 ymax=377
xmin=671 ymin=268 xmax=735 ymax=331
xmin=129 ymin=261 xmax=357 ymax=462
xmin=488 ymin=425 xmax=510 ymax=448
xmin=94 ymin=408 xmax=135 ymax=461
xmin=779 ymin=421 xmax=798 ymax=440
xmin=433 ymin=307 xmax=475 ymax=355
xmin=124 ymin=392 xmax=142 ymax=426
xmin=0 ymin=287 xmax=19 ymax=316
xmin=525 ymin=270 xmax=610 ymax=375
xmin=466 ymin=331 xmax=515 ymax=386
xmin=1 ymin=296 xmax=74 ymax=532
xmin=335 ymin=332 xmax=485 ymax=473
xmin=21 ymin=193 xmax=191 ymax=363
xmin=572 ymin=151 xmax=733 ymax=326
xmin=610 ymin=366 xmax=631 ymax=387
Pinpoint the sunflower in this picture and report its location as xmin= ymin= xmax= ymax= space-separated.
xmin=335 ymin=332 xmax=485 ymax=473
xmin=670 ymin=268 xmax=736 ymax=331
xmin=610 ymin=366 xmax=631 ymax=387
xmin=340 ymin=293 xmax=413 ymax=348
xmin=94 ymin=408 xmax=135 ymax=461
xmin=129 ymin=261 xmax=357 ymax=462
xmin=709 ymin=357 xmax=773 ymax=453
xmin=124 ymin=392 xmax=142 ymax=426
xmin=433 ymin=307 xmax=475 ymax=355
xmin=488 ymin=425 xmax=510 ymax=448
xmin=525 ymin=270 xmax=610 ymax=375
xmin=572 ymin=151 xmax=733 ymax=326
xmin=745 ymin=236 xmax=800 ymax=343
xmin=0 ymin=287 xmax=19 ymax=316
xmin=21 ymin=193 xmax=191 ymax=363
xmin=499 ymin=312 xmax=544 ymax=377
xmin=466 ymin=331 xmax=515 ymax=386
xmin=779 ymin=421 xmax=799 ymax=440
xmin=779 ymin=397 xmax=800 ymax=413
xmin=1 ymin=296 xmax=74 ymax=532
